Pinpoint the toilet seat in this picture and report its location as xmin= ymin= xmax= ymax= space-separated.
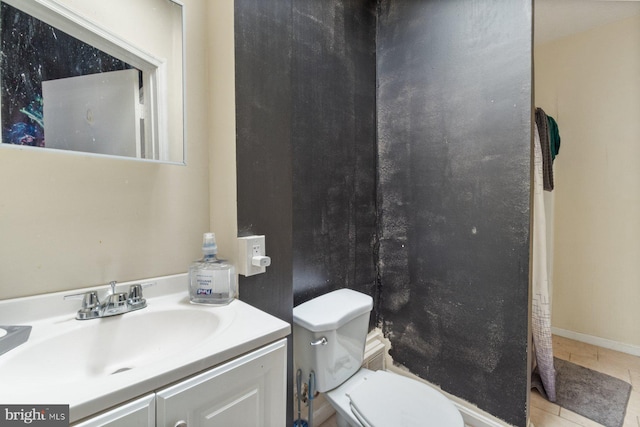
xmin=345 ymin=370 xmax=464 ymax=427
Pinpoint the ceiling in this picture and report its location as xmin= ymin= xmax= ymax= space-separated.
xmin=535 ymin=0 xmax=640 ymax=45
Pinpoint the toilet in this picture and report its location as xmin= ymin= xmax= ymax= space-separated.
xmin=293 ymin=288 xmax=464 ymax=427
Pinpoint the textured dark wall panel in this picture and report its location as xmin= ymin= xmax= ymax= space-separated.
xmin=236 ymin=0 xmax=532 ymax=425
xmin=235 ymin=0 xmax=377 ymax=312
xmin=376 ymin=1 xmax=532 ymax=425
xmin=234 ymin=0 xmax=294 ymax=425
xmin=235 ymin=0 xmax=293 ymax=326
xmin=291 ymin=0 xmax=378 ymax=313
xmin=235 ymin=1 xmax=376 ymax=422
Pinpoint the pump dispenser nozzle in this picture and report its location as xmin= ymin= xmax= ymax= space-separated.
xmin=202 ymin=232 xmax=218 ymax=256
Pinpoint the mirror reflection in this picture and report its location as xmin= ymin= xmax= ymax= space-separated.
xmin=0 ymin=0 xmax=184 ymax=163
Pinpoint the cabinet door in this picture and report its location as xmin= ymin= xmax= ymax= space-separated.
xmin=72 ymin=394 xmax=155 ymax=427
xmin=156 ymin=339 xmax=287 ymax=427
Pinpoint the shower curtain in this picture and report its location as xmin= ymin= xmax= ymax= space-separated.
xmin=531 ymin=124 xmax=557 ymax=401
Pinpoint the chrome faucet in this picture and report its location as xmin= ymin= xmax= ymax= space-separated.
xmin=64 ymin=281 xmax=151 ymax=320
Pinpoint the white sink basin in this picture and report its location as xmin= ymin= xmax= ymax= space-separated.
xmin=0 ymin=308 xmax=227 ymax=383
xmin=0 ymin=274 xmax=290 ymax=423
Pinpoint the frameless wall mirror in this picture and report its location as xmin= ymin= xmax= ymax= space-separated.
xmin=0 ymin=0 xmax=185 ymax=163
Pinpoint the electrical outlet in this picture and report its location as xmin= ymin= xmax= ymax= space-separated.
xmin=238 ymin=235 xmax=271 ymax=276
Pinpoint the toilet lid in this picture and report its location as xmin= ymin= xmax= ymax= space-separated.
xmin=346 ymin=371 xmax=464 ymax=427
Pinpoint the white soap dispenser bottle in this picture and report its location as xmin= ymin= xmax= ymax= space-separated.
xmin=188 ymin=232 xmax=237 ymax=305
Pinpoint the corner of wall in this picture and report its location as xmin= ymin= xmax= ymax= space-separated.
xmin=206 ymin=0 xmax=238 ymax=264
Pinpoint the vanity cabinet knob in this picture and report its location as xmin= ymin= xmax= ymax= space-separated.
xmin=174 ymin=421 xmax=187 ymax=427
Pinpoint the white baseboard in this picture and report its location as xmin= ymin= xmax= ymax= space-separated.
xmin=552 ymin=327 xmax=640 ymax=357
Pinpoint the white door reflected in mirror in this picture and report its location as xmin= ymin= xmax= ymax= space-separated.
xmin=43 ymin=69 xmax=142 ymax=158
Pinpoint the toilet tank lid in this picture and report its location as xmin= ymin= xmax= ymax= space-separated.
xmin=293 ymin=289 xmax=373 ymax=332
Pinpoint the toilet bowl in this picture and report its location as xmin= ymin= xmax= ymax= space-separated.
xmin=293 ymin=289 xmax=463 ymax=427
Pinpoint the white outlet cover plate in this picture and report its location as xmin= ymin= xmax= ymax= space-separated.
xmin=238 ymin=235 xmax=267 ymax=276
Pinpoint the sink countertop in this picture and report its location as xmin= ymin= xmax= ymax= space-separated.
xmin=0 ymin=274 xmax=291 ymax=423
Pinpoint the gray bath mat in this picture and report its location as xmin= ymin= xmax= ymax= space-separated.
xmin=554 ymin=357 xmax=632 ymax=427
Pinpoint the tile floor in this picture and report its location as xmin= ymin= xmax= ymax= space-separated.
xmin=317 ymin=335 xmax=640 ymax=427
xmin=531 ymin=335 xmax=640 ymax=427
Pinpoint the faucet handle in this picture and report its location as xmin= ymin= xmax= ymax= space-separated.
xmin=128 ymin=284 xmax=145 ymax=305
xmin=64 ymin=291 xmax=101 ymax=320
xmin=81 ymin=291 xmax=100 ymax=310
xmin=127 ymin=282 xmax=153 ymax=309
xmin=64 ymin=291 xmax=100 ymax=309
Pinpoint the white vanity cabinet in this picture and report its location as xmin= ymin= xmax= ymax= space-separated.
xmin=72 ymin=338 xmax=287 ymax=427
xmin=157 ymin=338 xmax=287 ymax=427
xmin=73 ymin=394 xmax=155 ymax=427
xmin=0 ymin=275 xmax=291 ymax=426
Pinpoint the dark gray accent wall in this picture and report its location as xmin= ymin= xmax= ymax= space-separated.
xmin=235 ymin=0 xmax=532 ymax=425
xmin=235 ymin=0 xmax=293 ymax=333
xmin=234 ymin=0 xmax=294 ymax=425
xmin=291 ymin=0 xmax=378 ymax=312
xmin=235 ymin=0 xmax=376 ymax=424
xmin=235 ymin=0 xmax=377 ymax=320
xmin=376 ymin=1 xmax=532 ymax=425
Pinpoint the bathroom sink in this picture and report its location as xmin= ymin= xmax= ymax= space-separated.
xmin=0 ymin=274 xmax=290 ymax=422
xmin=0 ymin=308 xmax=228 ymax=383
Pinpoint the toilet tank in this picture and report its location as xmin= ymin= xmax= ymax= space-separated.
xmin=293 ymin=289 xmax=373 ymax=392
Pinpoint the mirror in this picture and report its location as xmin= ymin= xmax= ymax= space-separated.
xmin=0 ymin=0 xmax=184 ymax=163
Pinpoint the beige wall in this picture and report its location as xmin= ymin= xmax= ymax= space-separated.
xmin=535 ymin=15 xmax=640 ymax=347
xmin=207 ymin=0 xmax=238 ymax=269
xmin=0 ymin=0 xmax=238 ymax=299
